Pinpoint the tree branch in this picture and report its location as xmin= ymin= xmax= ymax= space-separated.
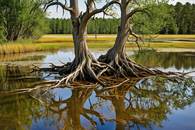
xmin=86 ymin=0 xmax=96 ymax=12
xmin=126 ymin=8 xmax=149 ymax=20
xmin=80 ymin=0 xmax=120 ymax=30
xmin=44 ymin=0 xmax=73 ymax=12
xmin=128 ymin=27 xmax=143 ymax=51
xmin=86 ymin=0 xmax=120 ymax=20
xmin=126 ymin=0 xmax=132 ymax=6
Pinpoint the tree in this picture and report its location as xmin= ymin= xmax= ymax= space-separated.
xmin=133 ymin=3 xmax=175 ymax=34
xmin=45 ymin=0 xmax=119 ymax=85
xmin=0 ymin=0 xmax=47 ymax=41
xmin=43 ymin=0 xmax=183 ymax=86
xmin=0 ymin=17 xmax=6 ymax=43
xmin=98 ymin=0 xmax=170 ymax=77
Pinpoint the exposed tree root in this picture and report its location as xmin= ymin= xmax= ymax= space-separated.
xmin=31 ymin=51 xmax=195 ymax=89
xmin=36 ymin=54 xmax=116 ymax=87
xmin=98 ymin=52 xmax=191 ymax=79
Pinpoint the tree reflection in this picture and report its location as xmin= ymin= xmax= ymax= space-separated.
xmin=39 ymin=77 xmax=195 ymax=130
xmin=0 ymin=65 xmax=42 ymax=91
xmin=96 ymin=77 xmax=195 ymax=130
xmin=0 ymin=70 xmax=195 ymax=130
xmin=0 ymin=65 xmax=52 ymax=130
xmin=44 ymin=88 xmax=104 ymax=130
xmin=0 ymin=94 xmax=42 ymax=130
xmin=133 ymin=50 xmax=195 ymax=69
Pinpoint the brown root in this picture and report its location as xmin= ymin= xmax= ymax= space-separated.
xmin=38 ymin=54 xmax=116 ymax=88
xmin=32 ymin=51 xmax=194 ymax=89
xmin=98 ymin=52 xmax=186 ymax=79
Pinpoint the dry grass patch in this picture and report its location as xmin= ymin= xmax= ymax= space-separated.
xmin=1 ymin=34 xmax=195 ymax=55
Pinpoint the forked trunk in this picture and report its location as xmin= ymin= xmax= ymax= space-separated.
xmin=56 ymin=0 xmax=99 ymax=82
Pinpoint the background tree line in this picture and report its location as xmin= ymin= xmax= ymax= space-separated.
xmin=47 ymin=2 xmax=195 ymax=35
xmin=47 ymin=18 xmax=119 ymax=34
xmin=0 ymin=1 xmax=195 ymax=43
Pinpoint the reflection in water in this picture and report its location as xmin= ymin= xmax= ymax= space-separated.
xmin=1 ymin=74 xmax=194 ymax=130
xmin=1 ymin=50 xmax=195 ymax=129
xmin=0 ymin=65 xmax=43 ymax=91
xmin=45 ymin=88 xmax=104 ymax=130
xmin=1 ymin=50 xmax=195 ymax=70
xmin=0 ymin=94 xmax=41 ymax=130
xmin=134 ymin=50 xmax=195 ymax=70
xmin=96 ymin=77 xmax=195 ymax=130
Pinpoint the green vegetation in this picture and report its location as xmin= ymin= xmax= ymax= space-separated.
xmin=133 ymin=2 xmax=175 ymax=34
xmin=46 ymin=2 xmax=195 ymax=35
xmin=134 ymin=50 xmax=195 ymax=69
xmin=0 ymin=1 xmax=194 ymax=55
xmin=0 ymin=0 xmax=48 ymax=42
xmin=172 ymin=2 xmax=195 ymax=34
xmin=47 ymin=18 xmax=119 ymax=34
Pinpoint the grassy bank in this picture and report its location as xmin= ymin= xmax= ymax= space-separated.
xmin=0 ymin=34 xmax=195 ymax=55
xmin=0 ymin=41 xmax=67 ymax=55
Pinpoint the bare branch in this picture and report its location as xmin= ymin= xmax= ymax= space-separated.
xmin=126 ymin=8 xmax=149 ymax=20
xmin=44 ymin=0 xmax=73 ymax=12
xmin=86 ymin=0 xmax=120 ymax=20
xmin=80 ymin=0 xmax=120 ymax=30
xmin=86 ymin=0 xmax=96 ymax=12
xmin=128 ymin=27 xmax=143 ymax=51
xmin=126 ymin=0 xmax=132 ymax=6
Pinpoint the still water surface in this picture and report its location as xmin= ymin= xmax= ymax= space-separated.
xmin=0 ymin=49 xmax=195 ymax=130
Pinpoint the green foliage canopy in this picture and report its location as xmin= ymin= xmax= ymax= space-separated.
xmin=0 ymin=0 xmax=48 ymax=42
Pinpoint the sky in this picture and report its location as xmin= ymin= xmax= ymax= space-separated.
xmin=46 ymin=0 xmax=195 ymax=18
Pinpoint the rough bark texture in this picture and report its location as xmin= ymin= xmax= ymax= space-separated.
xmin=44 ymin=0 xmax=119 ymax=85
xmin=98 ymin=0 xmax=157 ymax=77
xmin=57 ymin=0 xmax=100 ymax=84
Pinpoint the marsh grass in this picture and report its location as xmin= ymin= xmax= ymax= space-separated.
xmin=0 ymin=34 xmax=195 ymax=55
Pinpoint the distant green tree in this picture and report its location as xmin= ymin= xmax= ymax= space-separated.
xmin=191 ymin=4 xmax=195 ymax=33
xmin=173 ymin=2 xmax=195 ymax=34
xmin=181 ymin=2 xmax=191 ymax=34
xmin=0 ymin=0 xmax=48 ymax=41
xmin=132 ymin=2 xmax=175 ymax=34
xmin=0 ymin=27 xmax=5 ymax=43
xmin=45 ymin=2 xmax=195 ymax=35
xmin=0 ymin=1 xmax=6 ymax=43
xmin=47 ymin=18 xmax=119 ymax=34
xmin=174 ymin=2 xmax=183 ymax=34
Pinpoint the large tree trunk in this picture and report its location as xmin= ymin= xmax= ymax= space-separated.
xmin=44 ymin=0 xmax=137 ymax=85
xmin=99 ymin=0 xmax=156 ymax=77
xmin=62 ymin=20 xmax=99 ymax=82
xmin=56 ymin=0 xmax=106 ymax=85
xmin=99 ymin=6 xmax=129 ymax=63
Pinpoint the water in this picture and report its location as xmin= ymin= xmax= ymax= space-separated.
xmin=0 ymin=49 xmax=195 ymax=130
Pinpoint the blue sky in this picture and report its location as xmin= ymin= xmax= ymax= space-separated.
xmin=46 ymin=0 xmax=195 ymax=18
